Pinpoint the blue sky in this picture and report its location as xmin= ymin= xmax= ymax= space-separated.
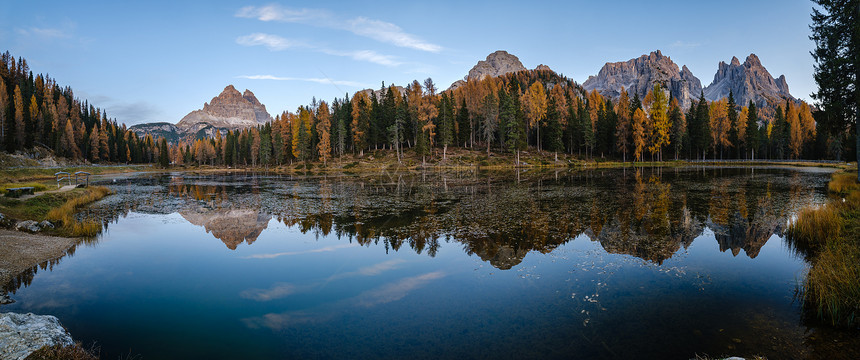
xmin=1 ymin=1 xmax=816 ymax=126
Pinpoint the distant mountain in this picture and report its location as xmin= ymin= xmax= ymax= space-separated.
xmin=583 ymin=50 xmax=703 ymax=109
xmin=131 ymin=85 xmax=273 ymax=143
xmin=448 ymin=50 xmax=530 ymax=90
xmin=703 ymin=54 xmax=795 ymax=107
xmin=129 ymin=122 xmax=181 ymax=143
xmin=177 ymin=85 xmax=272 ymax=132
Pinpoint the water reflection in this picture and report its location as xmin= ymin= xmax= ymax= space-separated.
xmin=77 ymin=167 xmax=824 ymax=271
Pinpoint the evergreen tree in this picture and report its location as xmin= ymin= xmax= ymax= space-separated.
xmin=810 ymin=0 xmax=860 ymax=176
xmin=745 ymin=100 xmax=760 ymax=160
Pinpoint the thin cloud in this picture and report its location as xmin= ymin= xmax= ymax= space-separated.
xmin=236 ymin=33 xmax=303 ymax=51
xmin=236 ymin=32 xmax=401 ymax=67
xmin=347 ymin=17 xmax=441 ymax=52
xmin=236 ymin=5 xmax=441 ymax=53
xmin=237 ymin=75 xmax=368 ymax=88
xmin=319 ymin=48 xmax=401 ymax=66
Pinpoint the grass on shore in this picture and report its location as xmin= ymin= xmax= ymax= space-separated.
xmin=787 ymin=169 xmax=860 ymax=327
xmin=46 ymin=186 xmax=111 ymax=237
xmin=25 ymin=342 xmax=99 ymax=360
xmin=0 ymin=165 xmax=147 ymax=184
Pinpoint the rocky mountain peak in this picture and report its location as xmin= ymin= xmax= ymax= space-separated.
xmin=242 ymin=89 xmax=262 ymax=106
xmin=467 ymin=50 xmax=527 ymax=81
xmin=730 ymin=56 xmax=741 ymax=66
xmin=745 ymin=53 xmax=762 ymax=66
xmin=703 ymin=54 xmax=794 ymax=107
xmin=583 ymin=50 xmax=703 ymax=109
xmin=535 ymin=64 xmax=553 ymax=72
xmin=177 ymin=84 xmax=273 ymax=132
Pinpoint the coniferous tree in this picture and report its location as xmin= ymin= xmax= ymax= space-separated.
xmin=810 ymin=0 xmax=859 ymax=177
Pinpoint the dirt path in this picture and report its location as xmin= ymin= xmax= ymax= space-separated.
xmin=0 ymin=230 xmax=75 ymax=289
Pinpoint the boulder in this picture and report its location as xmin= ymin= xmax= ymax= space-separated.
xmin=15 ymin=221 xmax=41 ymax=233
xmin=38 ymin=221 xmax=54 ymax=230
xmin=0 ymin=312 xmax=74 ymax=360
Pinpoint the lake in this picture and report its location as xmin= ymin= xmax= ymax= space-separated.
xmin=3 ymin=166 xmax=859 ymax=359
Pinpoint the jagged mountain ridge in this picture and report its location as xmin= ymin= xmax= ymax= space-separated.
xmin=130 ymin=85 xmax=273 ymax=143
xmin=702 ymin=54 xmax=795 ymax=107
xmin=177 ymin=85 xmax=272 ymax=131
xmin=582 ymin=50 xmax=703 ymax=109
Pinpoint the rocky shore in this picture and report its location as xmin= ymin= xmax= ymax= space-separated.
xmin=0 ymin=312 xmax=74 ymax=360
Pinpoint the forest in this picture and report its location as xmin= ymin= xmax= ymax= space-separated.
xmin=1 ymin=50 xmax=851 ymax=168
xmin=0 ymin=52 xmax=160 ymax=164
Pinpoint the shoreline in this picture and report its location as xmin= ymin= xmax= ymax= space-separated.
xmin=0 ymin=230 xmax=76 ymax=294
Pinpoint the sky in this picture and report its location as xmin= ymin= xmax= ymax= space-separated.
xmin=1 ymin=0 xmax=818 ymax=127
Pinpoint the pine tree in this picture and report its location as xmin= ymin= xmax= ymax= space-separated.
xmin=0 ymin=78 xmax=6 ymax=149
xmin=669 ymin=97 xmax=686 ymax=160
xmin=89 ymin=125 xmax=100 ymax=162
xmin=726 ymin=91 xmax=739 ymax=158
xmin=810 ymin=0 xmax=859 ymax=179
xmin=481 ymin=91 xmax=499 ymax=156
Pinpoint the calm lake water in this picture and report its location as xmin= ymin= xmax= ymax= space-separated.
xmin=3 ymin=167 xmax=859 ymax=359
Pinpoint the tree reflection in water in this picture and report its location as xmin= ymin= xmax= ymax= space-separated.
xmin=73 ymin=167 xmax=823 ymax=271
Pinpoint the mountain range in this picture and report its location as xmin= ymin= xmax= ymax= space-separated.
xmin=130 ymin=50 xmax=798 ymax=143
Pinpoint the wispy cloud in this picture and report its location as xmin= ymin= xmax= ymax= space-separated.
xmin=235 ymin=32 xmax=400 ymax=67
xmin=237 ymin=75 xmax=369 ymax=88
xmin=16 ymin=27 xmax=71 ymax=39
xmin=242 ymin=243 xmax=358 ymax=259
xmin=236 ymin=33 xmax=305 ymax=51
xmin=236 ymin=5 xmax=442 ymax=53
xmin=319 ymin=48 xmax=401 ymax=66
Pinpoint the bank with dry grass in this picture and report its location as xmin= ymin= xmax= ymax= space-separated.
xmin=787 ymin=170 xmax=860 ymax=327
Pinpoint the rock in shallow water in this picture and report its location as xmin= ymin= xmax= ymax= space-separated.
xmin=0 ymin=312 xmax=73 ymax=360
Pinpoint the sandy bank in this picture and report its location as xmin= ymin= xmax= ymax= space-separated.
xmin=0 ymin=230 xmax=75 ymax=289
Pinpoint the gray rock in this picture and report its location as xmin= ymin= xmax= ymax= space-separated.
xmin=38 ymin=221 xmax=54 ymax=229
xmin=0 ymin=312 xmax=74 ymax=360
xmin=15 ymin=220 xmax=41 ymax=233
xmin=703 ymin=53 xmax=796 ymax=108
xmin=176 ymin=85 xmax=273 ymax=132
xmin=583 ymin=50 xmax=703 ymax=109
xmin=0 ymin=293 xmax=13 ymax=305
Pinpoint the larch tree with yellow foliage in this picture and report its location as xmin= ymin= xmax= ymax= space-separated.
xmin=351 ymin=92 xmax=371 ymax=156
xmin=709 ymin=98 xmax=730 ymax=159
xmin=524 ymin=82 xmax=547 ymax=151
xmin=632 ymin=108 xmax=647 ymax=162
xmin=615 ymin=88 xmax=631 ymax=162
xmin=647 ymin=84 xmax=670 ymax=161
xmin=316 ymin=101 xmax=332 ymax=165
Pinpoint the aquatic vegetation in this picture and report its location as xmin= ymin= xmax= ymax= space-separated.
xmin=789 ymin=170 xmax=860 ymax=327
xmin=47 ymin=186 xmax=112 ymax=237
xmin=828 ymin=172 xmax=860 ymax=195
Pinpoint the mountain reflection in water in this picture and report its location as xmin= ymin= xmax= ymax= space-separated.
xmin=83 ymin=167 xmax=821 ymax=270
